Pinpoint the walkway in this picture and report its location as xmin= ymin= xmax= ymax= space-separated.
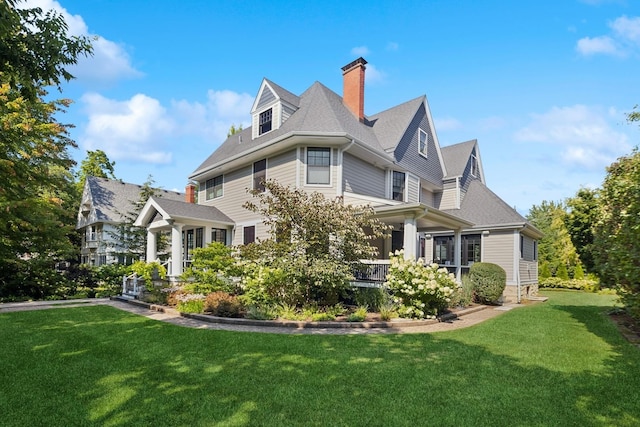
xmin=0 ymin=297 xmax=529 ymax=335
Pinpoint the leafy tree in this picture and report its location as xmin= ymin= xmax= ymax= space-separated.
xmin=227 ymin=124 xmax=243 ymax=138
xmin=594 ymin=147 xmax=640 ymax=318
xmin=75 ymin=149 xmax=116 ymax=193
xmin=527 ymin=201 xmax=581 ymax=277
xmin=565 ymin=188 xmax=599 ymax=273
xmin=0 ymin=1 xmax=91 ymax=299
xmin=242 ymin=179 xmax=390 ymax=306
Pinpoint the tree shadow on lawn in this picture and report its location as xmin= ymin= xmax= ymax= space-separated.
xmin=1 ymin=304 xmax=640 ymax=426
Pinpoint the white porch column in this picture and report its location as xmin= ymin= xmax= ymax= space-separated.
xmin=454 ymin=229 xmax=462 ymax=281
xmin=146 ymin=230 xmax=157 ymax=262
xmin=171 ymin=223 xmax=184 ymax=277
xmin=403 ymin=217 xmax=417 ymax=260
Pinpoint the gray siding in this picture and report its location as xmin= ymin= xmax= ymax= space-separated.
xmin=256 ymin=86 xmax=276 ymax=111
xmin=200 ymin=166 xmax=260 ymax=224
xmin=268 ymin=149 xmax=297 ymax=187
xmin=482 ymin=230 xmax=516 ymax=284
xmin=282 ymin=104 xmax=295 ymax=123
xmin=408 ymin=174 xmax=420 ymax=203
xmin=438 ymin=180 xmax=458 ymax=210
xmin=342 ymin=152 xmax=386 ymax=198
xmin=519 ymin=260 xmax=538 ymax=285
xmin=421 ymin=188 xmax=435 ymax=207
xmin=300 ymin=147 xmax=339 ymax=198
xmin=392 ymin=104 xmax=444 ymax=186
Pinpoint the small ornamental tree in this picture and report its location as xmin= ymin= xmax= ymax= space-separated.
xmin=241 ymin=179 xmax=390 ymax=306
xmin=385 ymin=251 xmax=460 ymax=319
xmin=181 ymin=242 xmax=238 ymax=294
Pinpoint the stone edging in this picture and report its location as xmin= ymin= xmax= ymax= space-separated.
xmin=111 ymin=296 xmax=489 ymax=329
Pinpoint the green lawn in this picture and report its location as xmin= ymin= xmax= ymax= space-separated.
xmin=1 ymin=291 xmax=638 ymax=426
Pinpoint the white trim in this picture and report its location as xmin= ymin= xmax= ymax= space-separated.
xmin=418 ymin=128 xmax=428 ymax=158
xmin=295 ymin=147 xmax=301 ymax=188
xmin=304 ymin=146 xmax=332 ymax=186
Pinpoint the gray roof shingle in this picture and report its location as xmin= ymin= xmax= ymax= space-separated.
xmin=441 ymin=140 xmax=477 ymax=179
xmin=152 ymin=197 xmax=233 ymax=224
xmin=87 ymin=176 xmax=184 ymax=223
xmin=443 ymin=180 xmax=528 ymax=227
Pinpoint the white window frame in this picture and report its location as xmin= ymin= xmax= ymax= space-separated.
xmin=471 ymin=154 xmax=478 ymax=177
xmin=392 ymin=171 xmax=406 ymax=202
xmin=258 ymin=108 xmax=273 ymax=135
xmin=205 ymin=175 xmax=223 ymax=200
xmin=305 ymin=147 xmax=331 ymax=186
xmin=418 ymin=128 xmax=428 ymax=158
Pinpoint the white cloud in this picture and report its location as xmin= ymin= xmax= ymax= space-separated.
xmin=23 ymin=0 xmax=142 ymax=84
xmin=81 ymin=93 xmax=174 ymax=164
xmin=576 ymin=36 xmax=620 ymax=56
xmin=514 ymin=105 xmax=631 ymax=170
xmin=611 ymin=16 xmax=640 ymax=43
xmin=172 ymin=90 xmax=254 ymax=141
xmin=364 ymin=64 xmax=385 ymax=85
xmin=80 ymin=89 xmax=254 ymax=164
xmin=351 ymin=46 xmax=370 ymax=56
xmin=576 ymin=15 xmax=640 ymax=57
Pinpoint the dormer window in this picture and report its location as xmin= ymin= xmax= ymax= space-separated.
xmin=259 ymin=108 xmax=273 ymax=135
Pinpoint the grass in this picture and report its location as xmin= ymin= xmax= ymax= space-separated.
xmin=1 ymin=290 xmax=639 ymax=426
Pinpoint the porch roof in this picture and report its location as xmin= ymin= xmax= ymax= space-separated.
xmin=374 ymin=203 xmax=473 ymax=231
xmin=134 ymin=197 xmax=234 ymax=228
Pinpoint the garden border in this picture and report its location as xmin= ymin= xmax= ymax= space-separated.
xmin=112 ymin=296 xmax=490 ymax=329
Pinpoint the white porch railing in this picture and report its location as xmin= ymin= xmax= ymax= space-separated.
xmin=121 ymin=273 xmax=144 ymax=299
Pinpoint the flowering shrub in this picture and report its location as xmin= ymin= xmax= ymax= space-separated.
xmin=385 ymin=251 xmax=459 ymax=319
xmin=204 ymin=291 xmax=243 ymax=318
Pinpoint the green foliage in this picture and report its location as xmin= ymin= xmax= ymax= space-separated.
xmin=204 ymin=291 xmax=244 ymax=318
xmin=468 ymin=262 xmax=506 ymax=305
xmin=311 ymin=312 xmax=336 ymax=321
xmin=346 ymin=306 xmax=368 ymax=322
xmin=378 ymin=301 xmax=397 ymax=321
xmin=556 ymin=263 xmax=569 ymax=280
xmin=241 ymin=180 xmax=390 ymax=307
xmin=564 ymin=188 xmax=599 ymax=273
xmin=450 ymin=275 xmax=474 ymax=308
xmin=539 ymin=262 xmax=551 ymax=279
xmin=539 ymin=277 xmax=600 ymax=292
xmin=573 ymin=263 xmax=585 ymax=280
xmin=385 ymin=251 xmax=459 ymax=319
xmin=227 ymin=123 xmax=243 ymax=138
xmin=181 ymin=242 xmax=237 ymax=293
xmin=244 ymin=305 xmax=278 ymax=320
xmin=351 ymin=286 xmax=388 ymax=311
xmin=175 ymin=298 xmax=205 ymax=314
xmin=527 ymin=200 xmax=580 ymax=277
xmin=75 ymin=149 xmax=116 ymax=193
xmin=129 ymin=261 xmax=166 ymax=288
xmin=593 ymin=147 xmax=640 ymax=318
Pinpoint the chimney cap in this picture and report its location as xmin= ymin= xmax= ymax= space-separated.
xmin=341 ymin=57 xmax=368 ymax=72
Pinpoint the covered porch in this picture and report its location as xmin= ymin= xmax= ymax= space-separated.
xmin=356 ymin=203 xmax=473 ymax=283
xmin=134 ymin=197 xmax=234 ymax=279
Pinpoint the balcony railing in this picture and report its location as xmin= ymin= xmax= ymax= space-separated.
xmin=353 ymin=260 xmax=390 ymax=283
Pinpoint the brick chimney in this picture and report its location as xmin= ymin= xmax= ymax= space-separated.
xmin=341 ymin=57 xmax=367 ymax=121
xmin=185 ymin=183 xmax=196 ymax=204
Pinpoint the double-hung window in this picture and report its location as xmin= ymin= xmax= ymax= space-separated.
xmin=392 ymin=171 xmax=406 ymax=201
xmin=461 ymin=234 xmax=481 ymax=265
xmin=306 ymin=147 xmax=330 ymax=185
xmin=418 ymin=128 xmax=428 ymax=157
xmin=434 ymin=236 xmax=455 ymax=265
xmin=259 ymin=108 xmax=272 ymax=135
xmin=253 ymin=159 xmax=266 ymax=192
xmin=205 ymin=175 xmax=223 ymax=200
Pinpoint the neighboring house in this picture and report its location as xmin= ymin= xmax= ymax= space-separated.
xmin=77 ymin=176 xmax=185 ymax=266
xmin=135 ymin=57 xmax=542 ymax=301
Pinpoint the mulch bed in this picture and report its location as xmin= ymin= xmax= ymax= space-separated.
xmin=609 ymin=311 xmax=640 ymax=348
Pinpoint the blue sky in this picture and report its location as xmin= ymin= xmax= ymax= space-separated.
xmin=26 ymin=0 xmax=640 ymax=214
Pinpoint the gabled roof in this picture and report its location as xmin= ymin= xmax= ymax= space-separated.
xmin=190 ymin=80 xmax=395 ymax=179
xmin=134 ymin=196 xmax=234 ymax=227
xmin=79 ymin=176 xmax=183 ymax=225
xmin=264 ymin=78 xmax=300 ymax=108
xmin=443 ymin=180 xmax=542 ymax=237
xmin=441 ymin=140 xmax=477 ymax=179
xmin=369 ymin=96 xmax=425 ymax=151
